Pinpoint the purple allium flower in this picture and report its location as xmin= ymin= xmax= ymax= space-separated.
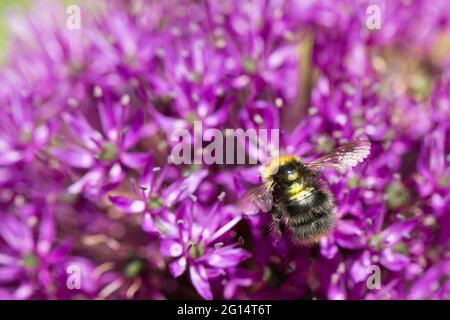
xmin=71 ymin=245 xmax=166 ymax=300
xmin=159 ymin=198 xmax=248 ymax=300
xmin=51 ymin=97 xmax=147 ymax=196
xmin=0 ymin=0 xmax=449 ymax=300
xmin=0 ymin=207 xmax=71 ymax=299
xmin=407 ymin=260 xmax=450 ymax=300
xmin=109 ymin=161 xmax=207 ymax=232
xmin=0 ymin=80 xmax=54 ymax=166
xmin=148 ymin=38 xmax=233 ymax=134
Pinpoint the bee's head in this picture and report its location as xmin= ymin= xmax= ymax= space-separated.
xmin=276 ymin=163 xmax=298 ymax=182
xmin=262 ymin=155 xmax=310 ymax=184
xmin=269 ymin=160 xmax=307 ymax=184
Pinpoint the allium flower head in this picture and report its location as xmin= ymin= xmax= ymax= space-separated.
xmin=0 ymin=207 xmax=71 ymax=299
xmin=51 ymin=94 xmax=147 ymax=196
xmin=0 ymin=0 xmax=449 ymax=301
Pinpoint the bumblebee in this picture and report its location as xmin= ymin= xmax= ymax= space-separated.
xmin=239 ymin=140 xmax=371 ymax=245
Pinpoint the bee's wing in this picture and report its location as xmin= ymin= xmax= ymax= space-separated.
xmin=304 ymin=140 xmax=371 ymax=170
xmin=237 ymin=185 xmax=273 ymax=215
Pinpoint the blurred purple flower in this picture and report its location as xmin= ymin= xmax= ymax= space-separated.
xmin=159 ymin=198 xmax=249 ymax=299
xmin=0 ymin=208 xmax=71 ymax=299
xmin=0 ymin=0 xmax=448 ymax=301
xmin=51 ymin=98 xmax=147 ymax=196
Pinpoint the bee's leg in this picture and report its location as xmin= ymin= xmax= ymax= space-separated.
xmin=270 ymin=206 xmax=283 ymax=238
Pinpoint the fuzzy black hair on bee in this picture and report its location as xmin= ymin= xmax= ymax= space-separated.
xmin=238 ymin=140 xmax=371 ymax=245
xmin=264 ymin=156 xmax=335 ymax=244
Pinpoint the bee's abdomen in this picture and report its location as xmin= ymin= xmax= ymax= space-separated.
xmin=283 ymin=188 xmax=335 ymax=243
xmin=284 ymin=188 xmax=329 ymax=217
xmin=289 ymin=209 xmax=335 ymax=243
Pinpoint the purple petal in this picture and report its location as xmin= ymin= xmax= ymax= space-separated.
xmin=142 ymin=213 xmax=159 ymax=234
xmin=380 ymin=248 xmax=410 ymax=271
xmin=149 ymin=106 xmax=188 ymax=135
xmin=120 ymin=152 xmax=148 ymax=170
xmin=0 ymin=266 xmax=22 ymax=282
xmin=13 ymin=282 xmax=33 ymax=300
xmin=160 ymin=239 xmax=183 ymax=258
xmin=334 ymin=220 xmax=366 ymax=249
xmin=51 ymin=147 xmax=95 ymax=168
xmin=109 ymin=196 xmax=145 ymax=214
xmin=47 ymin=239 xmax=72 ymax=264
xmin=407 ymin=261 xmax=450 ymax=299
xmin=67 ymin=168 xmax=104 ymax=195
xmin=328 ymin=272 xmax=347 ymax=300
xmin=0 ymin=150 xmax=22 ymax=165
xmin=0 ymin=253 xmax=18 ymax=266
xmin=62 ymin=113 xmax=102 ymax=149
xmin=319 ymin=236 xmax=338 ymax=259
xmin=138 ymin=158 xmax=156 ymax=190
xmin=63 ymin=114 xmax=103 ymax=150
xmin=349 ymin=250 xmax=372 ymax=283
xmin=189 ymin=264 xmax=213 ymax=300
xmin=0 ymin=215 xmax=33 ymax=253
xmin=98 ymin=101 xmax=119 ymax=142
xmin=164 ymin=170 xmax=208 ymax=207
xmin=37 ymin=211 xmax=55 ymax=256
xmin=204 ymin=247 xmax=250 ymax=268
xmin=108 ymin=163 xmax=124 ymax=183
xmin=123 ymin=109 xmax=144 ymax=149
xmin=380 ymin=220 xmax=417 ymax=247
xmin=207 ymin=216 xmax=242 ymax=245
xmin=169 ymin=257 xmax=187 ymax=278
xmin=32 ymin=124 xmax=50 ymax=147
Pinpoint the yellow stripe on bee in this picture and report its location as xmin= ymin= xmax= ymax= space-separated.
xmin=288 ymin=182 xmax=306 ymax=195
xmin=288 ymin=183 xmax=314 ymax=201
xmin=286 ymin=171 xmax=298 ymax=181
xmin=262 ymin=155 xmax=298 ymax=180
